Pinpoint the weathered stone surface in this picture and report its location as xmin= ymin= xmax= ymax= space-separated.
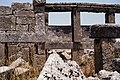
xmin=90 ymin=24 xmax=120 ymax=38
xmin=0 ymin=32 xmax=46 ymax=42
xmin=37 ymin=53 xmax=85 ymax=80
xmin=14 ymin=10 xmax=35 ymax=17
xmin=94 ymin=39 xmax=103 ymax=73
xmin=9 ymin=57 xmax=26 ymax=69
xmin=112 ymin=58 xmax=120 ymax=73
xmin=11 ymin=3 xmax=33 ymax=10
xmin=17 ymin=16 xmax=35 ymax=25
xmin=71 ymin=9 xmax=82 ymax=42
xmin=16 ymin=25 xmax=29 ymax=32
xmin=46 ymin=3 xmax=120 ymax=13
xmin=99 ymin=70 xmax=120 ymax=80
xmin=101 ymin=39 xmax=115 ymax=71
xmin=35 ymin=13 xmax=45 ymax=33
xmin=0 ymin=6 xmax=12 ymax=15
xmin=0 ymin=15 xmax=15 ymax=31
xmin=14 ymin=67 xmax=29 ymax=76
xmin=45 ymin=42 xmax=73 ymax=49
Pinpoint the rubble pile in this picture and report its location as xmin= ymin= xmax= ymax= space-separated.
xmin=37 ymin=50 xmax=85 ymax=80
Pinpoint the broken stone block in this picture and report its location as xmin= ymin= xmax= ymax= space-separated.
xmin=14 ymin=67 xmax=29 ymax=76
xmin=0 ymin=15 xmax=15 ymax=31
xmin=11 ymin=3 xmax=33 ymax=10
xmin=99 ymin=70 xmax=120 ymax=80
xmin=0 ymin=66 xmax=10 ymax=74
xmin=9 ymin=57 xmax=26 ymax=69
xmin=0 ymin=6 xmax=12 ymax=15
xmin=37 ymin=53 xmax=85 ymax=80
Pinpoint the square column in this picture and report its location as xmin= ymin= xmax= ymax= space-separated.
xmin=71 ymin=9 xmax=83 ymax=65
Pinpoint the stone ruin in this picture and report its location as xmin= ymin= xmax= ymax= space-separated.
xmin=0 ymin=0 xmax=120 ymax=79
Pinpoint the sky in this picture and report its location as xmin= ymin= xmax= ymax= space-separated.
xmin=0 ymin=0 xmax=120 ymax=25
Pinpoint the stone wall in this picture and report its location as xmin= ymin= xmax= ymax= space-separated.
xmin=0 ymin=3 xmax=46 ymax=72
xmin=0 ymin=2 xmax=94 ymax=72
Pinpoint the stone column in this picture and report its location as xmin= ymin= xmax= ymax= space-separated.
xmin=33 ymin=0 xmax=47 ymax=72
xmin=101 ymin=12 xmax=115 ymax=71
xmin=71 ymin=9 xmax=83 ymax=65
xmin=93 ymin=12 xmax=115 ymax=73
xmin=94 ymin=39 xmax=103 ymax=73
xmin=101 ymin=39 xmax=115 ymax=71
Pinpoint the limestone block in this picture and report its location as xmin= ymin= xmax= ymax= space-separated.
xmin=35 ymin=13 xmax=46 ymax=34
xmin=0 ymin=32 xmax=46 ymax=42
xmin=16 ymin=25 xmax=29 ymax=32
xmin=37 ymin=53 xmax=85 ymax=80
xmin=15 ymin=10 xmax=35 ymax=17
xmin=36 ymin=13 xmax=45 ymax=26
xmin=0 ymin=6 xmax=12 ymax=15
xmin=0 ymin=15 xmax=15 ymax=31
xmin=11 ymin=3 xmax=33 ymax=10
xmin=17 ymin=16 xmax=35 ymax=25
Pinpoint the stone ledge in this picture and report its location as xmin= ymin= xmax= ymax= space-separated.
xmin=0 ymin=32 xmax=46 ymax=43
xmin=45 ymin=42 xmax=73 ymax=49
xmin=90 ymin=24 xmax=120 ymax=38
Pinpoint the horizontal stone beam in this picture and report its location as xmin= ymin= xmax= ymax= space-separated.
xmin=48 ymin=25 xmax=89 ymax=28
xmin=45 ymin=3 xmax=120 ymax=13
xmin=0 ymin=32 xmax=46 ymax=43
xmin=45 ymin=42 xmax=83 ymax=49
xmin=45 ymin=42 xmax=73 ymax=49
xmin=90 ymin=24 xmax=120 ymax=38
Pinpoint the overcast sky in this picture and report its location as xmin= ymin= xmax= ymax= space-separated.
xmin=0 ymin=0 xmax=120 ymax=25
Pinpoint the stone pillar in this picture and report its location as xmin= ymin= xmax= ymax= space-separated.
xmin=71 ymin=9 xmax=83 ymax=65
xmin=94 ymin=39 xmax=103 ymax=73
xmin=33 ymin=0 xmax=46 ymax=72
xmin=101 ymin=39 xmax=115 ymax=71
xmin=101 ymin=12 xmax=115 ymax=71
xmin=93 ymin=12 xmax=115 ymax=73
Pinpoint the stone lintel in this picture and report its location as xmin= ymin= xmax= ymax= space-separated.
xmin=0 ymin=32 xmax=46 ymax=43
xmin=90 ymin=24 xmax=120 ymax=38
xmin=45 ymin=42 xmax=73 ymax=49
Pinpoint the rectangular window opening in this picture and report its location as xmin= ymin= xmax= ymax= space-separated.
xmin=48 ymin=12 xmax=71 ymax=26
